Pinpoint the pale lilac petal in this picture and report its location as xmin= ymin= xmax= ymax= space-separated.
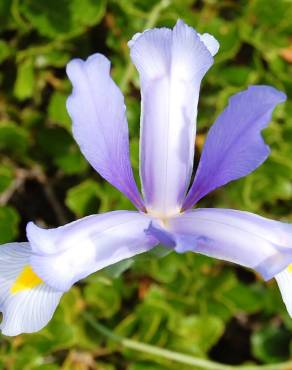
xmin=0 ymin=243 xmax=62 ymax=336
xmin=129 ymin=20 xmax=219 ymax=217
xmin=27 ymin=211 xmax=158 ymax=292
xmin=66 ymin=54 xmax=145 ymax=210
xmin=275 ymin=267 xmax=292 ymax=317
xmin=183 ymin=86 xmax=286 ymax=209
xmin=199 ymin=33 xmax=219 ymax=56
xmin=147 ymin=208 xmax=292 ymax=280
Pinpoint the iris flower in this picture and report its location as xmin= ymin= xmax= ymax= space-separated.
xmin=0 ymin=20 xmax=290 ymax=336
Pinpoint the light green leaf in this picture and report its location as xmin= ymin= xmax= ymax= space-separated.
xmin=21 ymin=0 xmax=106 ymax=38
xmin=0 ymin=122 xmax=29 ymax=156
xmin=65 ymin=179 xmax=99 ymax=216
xmin=0 ymin=40 xmax=12 ymax=63
xmin=168 ymin=314 xmax=225 ymax=355
xmin=0 ymin=206 xmax=19 ymax=243
xmin=84 ymin=280 xmax=121 ymax=318
xmin=48 ymin=92 xmax=71 ymax=130
xmin=251 ymin=326 xmax=291 ymax=363
xmin=14 ymin=58 xmax=35 ymax=100
xmin=0 ymin=164 xmax=13 ymax=193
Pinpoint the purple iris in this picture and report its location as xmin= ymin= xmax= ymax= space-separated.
xmin=0 ymin=20 xmax=290 ymax=336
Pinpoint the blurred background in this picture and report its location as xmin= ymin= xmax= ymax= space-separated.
xmin=0 ymin=0 xmax=292 ymax=369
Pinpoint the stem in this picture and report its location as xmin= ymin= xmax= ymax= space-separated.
xmin=33 ymin=167 xmax=68 ymax=225
xmin=120 ymin=0 xmax=171 ymax=92
xmin=16 ymin=28 xmax=83 ymax=62
xmin=83 ymin=312 xmax=292 ymax=370
xmin=0 ymin=165 xmax=68 ymax=224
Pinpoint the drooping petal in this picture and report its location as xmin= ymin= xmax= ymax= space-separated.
xmin=147 ymin=208 xmax=292 ymax=280
xmin=129 ymin=20 xmax=219 ymax=217
xmin=27 ymin=211 xmax=158 ymax=292
xmin=275 ymin=267 xmax=292 ymax=317
xmin=183 ymin=86 xmax=286 ymax=209
xmin=0 ymin=243 xmax=63 ymax=336
xmin=66 ymin=54 xmax=145 ymax=211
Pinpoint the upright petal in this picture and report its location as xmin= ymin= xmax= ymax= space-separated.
xmin=0 ymin=243 xmax=63 ymax=336
xmin=66 ymin=54 xmax=145 ymax=211
xmin=27 ymin=211 xmax=158 ymax=292
xmin=183 ymin=86 xmax=286 ymax=209
xmin=147 ymin=208 xmax=292 ymax=280
xmin=129 ymin=20 xmax=219 ymax=217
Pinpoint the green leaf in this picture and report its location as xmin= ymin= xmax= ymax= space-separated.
xmin=142 ymin=252 xmax=182 ymax=284
xmin=25 ymin=320 xmax=76 ymax=353
xmin=21 ymin=0 xmax=106 ymax=38
xmin=0 ymin=40 xmax=12 ymax=63
xmin=14 ymin=58 xmax=35 ymax=100
xmin=95 ymin=363 xmax=116 ymax=370
xmin=11 ymin=346 xmax=43 ymax=370
xmin=248 ymin=0 xmax=286 ymax=27
xmin=55 ymin=146 xmax=88 ymax=174
xmin=0 ymin=206 xmax=19 ymax=243
xmin=168 ymin=315 xmax=225 ymax=355
xmin=218 ymin=66 xmax=253 ymax=87
xmin=34 ymin=365 xmax=60 ymax=370
xmin=65 ymin=179 xmax=99 ymax=216
xmin=251 ymin=326 xmax=291 ymax=363
xmin=37 ymin=127 xmax=72 ymax=157
xmin=0 ymin=0 xmax=13 ymax=32
xmin=48 ymin=92 xmax=71 ymax=130
xmin=222 ymin=282 xmax=263 ymax=313
xmin=148 ymin=245 xmax=171 ymax=258
xmin=0 ymin=164 xmax=13 ymax=193
xmin=35 ymin=50 xmax=70 ymax=68
xmin=36 ymin=126 xmax=88 ymax=173
xmin=0 ymin=121 xmax=29 ymax=156
xmin=199 ymin=19 xmax=240 ymax=63
xmin=84 ymin=279 xmax=121 ymax=318
xmin=104 ymin=259 xmax=134 ymax=278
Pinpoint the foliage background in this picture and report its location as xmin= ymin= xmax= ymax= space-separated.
xmin=0 ymin=0 xmax=292 ymax=368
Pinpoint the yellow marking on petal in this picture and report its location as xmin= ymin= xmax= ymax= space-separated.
xmin=287 ymin=264 xmax=292 ymax=273
xmin=10 ymin=265 xmax=43 ymax=294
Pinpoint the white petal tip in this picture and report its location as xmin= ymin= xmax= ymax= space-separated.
xmin=199 ymin=33 xmax=220 ymax=56
xmin=66 ymin=54 xmax=110 ymax=83
xmin=128 ymin=32 xmax=143 ymax=48
xmin=26 ymin=221 xmax=50 ymax=254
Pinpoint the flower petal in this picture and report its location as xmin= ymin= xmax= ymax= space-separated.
xmin=148 ymin=208 xmax=292 ymax=280
xmin=183 ymin=86 xmax=286 ymax=209
xmin=199 ymin=33 xmax=220 ymax=56
xmin=275 ymin=267 xmax=292 ymax=317
xmin=66 ymin=54 xmax=145 ymax=210
xmin=0 ymin=243 xmax=63 ymax=336
xmin=129 ymin=20 xmax=218 ymax=217
xmin=27 ymin=211 xmax=158 ymax=292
